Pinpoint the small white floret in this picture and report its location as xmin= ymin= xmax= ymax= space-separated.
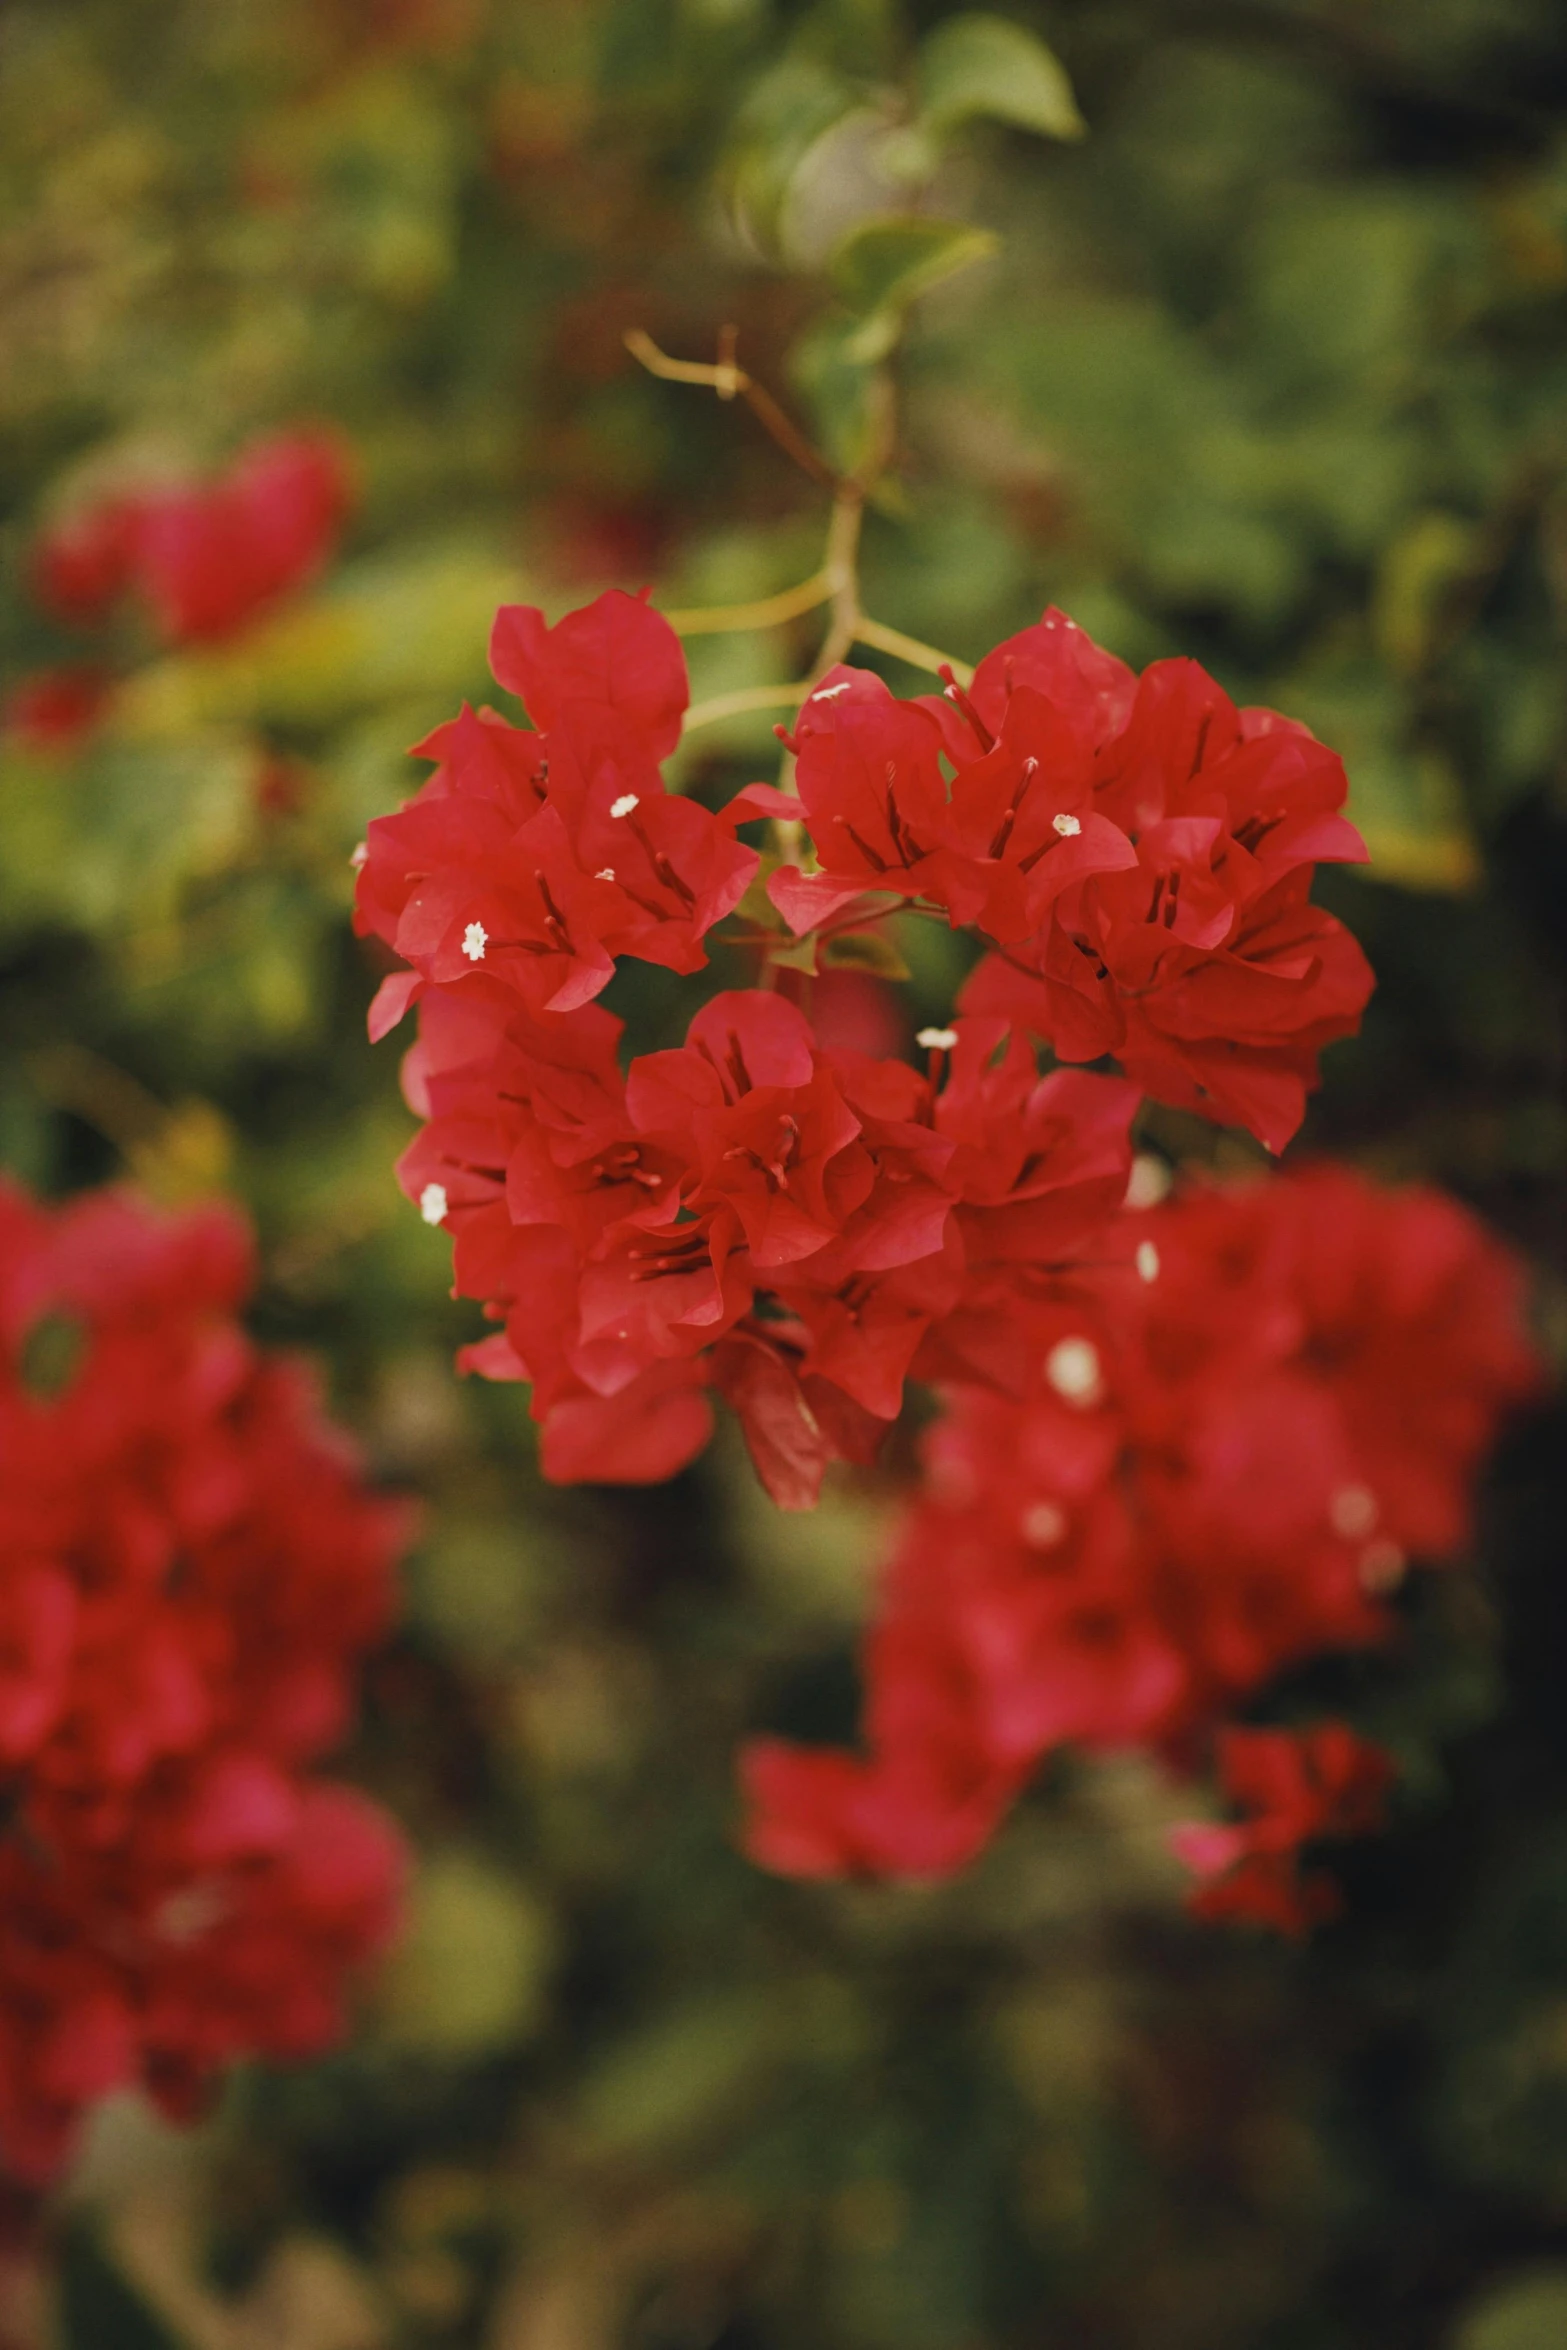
xmin=461 ymin=921 xmax=487 ymax=963
xmin=1020 ymin=1500 xmax=1067 ymax=1550
xmin=1135 ymin=1240 xmax=1160 ymax=1283
xmin=1045 ymin=1335 xmax=1102 ymax=1406
xmin=917 ymin=1027 xmax=959 ymax=1051
xmin=419 ymin=1183 xmax=449 ymax=1226
xmin=1052 ymin=812 xmax=1082 ymax=838
xmin=609 ymin=792 xmax=640 ymax=818
xmin=595 ymin=867 xmax=617 ymax=881
xmin=1124 ymin=1153 xmax=1171 ymax=1209
xmin=1330 ymin=1484 xmax=1378 ymax=1539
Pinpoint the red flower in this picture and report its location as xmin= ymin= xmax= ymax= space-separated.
xmin=357 ymin=594 xmax=756 ymax=1019
xmin=1171 ymin=1723 xmax=1393 ymax=1934
xmin=2 ymin=666 xmax=111 ymax=754
xmin=27 ymin=431 xmax=353 ymax=649
xmin=0 ymin=1179 xmax=407 ymax=2181
xmin=742 ymin=1164 xmax=1539 ymax=1911
xmin=753 ymin=608 xmax=1371 ymax=1151
xmin=131 ymin=431 xmax=354 ymax=645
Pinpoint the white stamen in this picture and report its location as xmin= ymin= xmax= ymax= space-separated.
xmin=1360 ymin=1538 xmax=1406 ymax=1594
xmin=917 ymin=1027 xmax=959 ymax=1051
xmin=1052 ymin=812 xmax=1082 ymax=838
xmin=461 ymin=921 xmax=487 ymax=962
xmin=419 ymin=1183 xmax=449 ymax=1226
xmin=349 ymin=840 xmax=368 ymax=869
xmin=1020 ymin=1499 xmax=1067 ymax=1550
xmin=1135 ymin=1241 xmax=1160 ymax=1283
xmin=595 ymin=867 xmax=617 ymax=881
xmin=812 ymin=681 xmax=852 ymax=702
xmin=1330 ymin=1484 xmax=1378 ymax=1540
xmin=609 ymin=792 xmax=639 ymax=818
xmin=1045 ymin=1335 xmax=1102 ymax=1406
xmin=1125 ymin=1154 xmax=1171 ymax=1209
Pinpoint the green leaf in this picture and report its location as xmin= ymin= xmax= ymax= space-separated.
xmin=914 ymin=13 xmax=1085 ymax=147
xmin=1454 ymin=2268 xmax=1567 ymax=2350
xmin=829 ymin=215 xmax=998 ymax=320
xmin=724 ymin=55 xmax=858 ymax=254
xmin=378 ymin=1850 xmax=555 ymax=2057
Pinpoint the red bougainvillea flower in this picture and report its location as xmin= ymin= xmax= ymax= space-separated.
xmin=363 ymin=588 xmax=1151 ymax=1507
xmin=0 ymin=1179 xmax=407 ymax=2183
xmin=749 ymin=609 xmax=1372 ymax=1152
xmin=742 ymin=1163 xmax=1540 ymax=1907
xmin=28 ymin=430 xmax=354 ymax=647
xmin=357 ymin=591 xmax=756 ymax=1021
xmin=3 ymin=666 xmax=111 ymax=753
xmin=1171 ymin=1723 xmax=1394 ymax=1934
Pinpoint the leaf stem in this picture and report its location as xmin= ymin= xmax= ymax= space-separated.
xmin=665 ymin=571 xmax=833 ymax=636
xmin=625 ymin=328 xmax=841 ymax=492
xmin=681 ymin=682 xmax=813 ymax=736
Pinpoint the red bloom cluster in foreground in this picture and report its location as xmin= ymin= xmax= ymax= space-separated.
xmin=29 ymin=429 xmax=353 ymax=648
xmin=743 ymin=1164 xmax=1540 ymax=1922
xmin=0 ymin=1181 xmax=406 ymax=2181
xmin=361 ymin=590 xmax=1376 ymax=1500
xmin=752 ymin=614 xmax=1373 ymax=1153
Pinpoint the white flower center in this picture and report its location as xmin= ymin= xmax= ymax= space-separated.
xmin=595 ymin=867 xmax=617 ymax=881
xmin=1020 ymin=1499 xmax=1067 ymax=1549
xmin=1052 ymin=812 xmax=1082 ymax=837
xmin=917 ymin=1027 xmax=959 ymax=1051
xmin=1045 ymin=1335 xmax=1102 ymax=1405
xmin=1124 ymin=1153 xmax=1171 ymax=1209
xmin=461 ymin=921 xmax=487 ymax=962
xmin=1330 ymin=1484 xmax=1378 ymax=1539
xmin=419 ymin=1183 xmax=449 ymax=1226
xmin=609 ymin=793 xmax=640 ymax=818
xmin=812 ymin=681 xmax=852 ymax=701
xmin=1135 ymin=1240 xmax=1160 ymax=1283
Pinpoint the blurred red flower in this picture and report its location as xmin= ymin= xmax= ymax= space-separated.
xmin=0 ymin=1180 xmax=407 ymax=2181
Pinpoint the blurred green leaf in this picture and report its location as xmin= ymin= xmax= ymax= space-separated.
xmin=724 ymin=54 xmax=858 ymax=254
xmin=829 ymin=215 xmax=997 ymax=320
xmin=1454 ymin=2268 xmax=1567 ymax=2350
xmin=914 ymin=13 xmax=1085 ymax=146
xmin=379 ymin=1851 xmax=555 ymax=2059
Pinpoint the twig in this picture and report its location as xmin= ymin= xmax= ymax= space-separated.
xmin=854 ymin=615 xmax=974 ymax=687
xmin=681 ymin=682 xmax=813 ymax=735
xmin=664 ymin=570 xmax=833 ymax=636
xmin=626 ymin=328 xmax=841 ymax=492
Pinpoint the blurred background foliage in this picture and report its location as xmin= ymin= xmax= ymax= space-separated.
xmin=2 ymin=1 xmax=1566 ymax=2344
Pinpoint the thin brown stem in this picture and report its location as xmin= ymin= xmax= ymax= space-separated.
xmin=625 ymin=328 xmax=840 ymax=492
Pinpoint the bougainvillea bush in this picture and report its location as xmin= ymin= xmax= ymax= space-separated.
xmin=2 ymin=4 xmax=1566 ymax=2347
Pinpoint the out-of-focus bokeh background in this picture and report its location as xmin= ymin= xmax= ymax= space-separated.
xmin=2 ymin=2 xmax=1566 ymax=2343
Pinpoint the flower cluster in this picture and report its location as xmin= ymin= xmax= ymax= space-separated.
xmin=31 ymin=429 xmax=353 ymax=647
xmin=755 ymin=615 xmax=1374 ymax=1153
xmin=361 ymin=590 xmax=1376 ymax=1500
xmin=0 ymin=1180 xmax=406 ymax=2181
xmin=742 ymin=1164 xmax=1540 ymax=1921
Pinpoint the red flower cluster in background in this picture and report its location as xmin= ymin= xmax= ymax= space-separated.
xmin=743 ymin=1164 xmax=1540 ymax=1923
xmin=31 ymin=430 xmax=353 ymax=647
xmin=0 ymin=1180 xmax=406 ymax=2181
xmin=360 ymin=590 xmax=1377 ymax=1504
